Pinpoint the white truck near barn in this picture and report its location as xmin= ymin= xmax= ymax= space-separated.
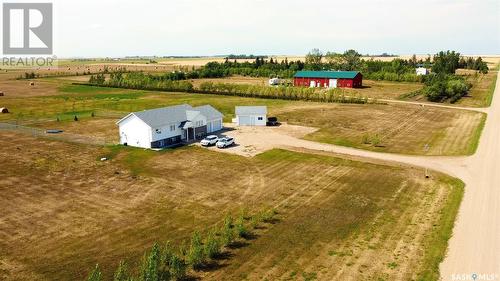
xmin=234 ymin=106 xmax=267 ymax=126
xmin=269 ymin=78 xmax=280 ymax=86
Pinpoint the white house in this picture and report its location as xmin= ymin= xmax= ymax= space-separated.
xmin=116 ymin=104 xmax=223 ymax=149
xmin=416 ymin=67 xmax=429 ymax=76
xmin=235 ymin=106 xmax=267 ymax=126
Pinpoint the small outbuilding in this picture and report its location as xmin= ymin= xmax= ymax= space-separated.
xmin=416 ymin=67 xmax=429 ymax=76
xmin=235 ymin=106 xmax=267 ymax=126
xmin=1 ymin=107 xmax=9 ymax=113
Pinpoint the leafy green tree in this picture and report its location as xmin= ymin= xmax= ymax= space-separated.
xmin=324 ymin=52 xmax=343 ymax=68
xmin=342 ymin=49 xmax=362 ymax=71
xmin=432 ymin=50 xmax=461 ymax=74
xmin=305 ymin=49 xmax=323 ymax=70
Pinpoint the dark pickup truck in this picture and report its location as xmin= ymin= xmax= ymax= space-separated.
xmin=266 ymin=117 xmax=280 ymax=126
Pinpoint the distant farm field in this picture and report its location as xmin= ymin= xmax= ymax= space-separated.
xmin=277 ymin=103 xmax=485 ymax=155
xmin=0 ymin=132 xmax=462 ymax=281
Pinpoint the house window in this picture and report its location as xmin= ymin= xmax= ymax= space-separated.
xmin=258 ymin=117 xmax=263 ymax=121
xmin=170 ymin=125 xmax=175 ymax=131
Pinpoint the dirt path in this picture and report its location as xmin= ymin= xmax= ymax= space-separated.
xmin=378 ymin=98 xmax=490 ymax=114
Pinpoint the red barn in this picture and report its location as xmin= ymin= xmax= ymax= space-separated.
xmin=293 ymin=71 xmax=363 ymax=88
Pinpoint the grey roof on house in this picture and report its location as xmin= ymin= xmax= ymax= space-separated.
xmin=117 ymin=104 xmax=223 ymax=128
xmin=186 ymin=110 xmax=201 ymax=121
xmin=194 ymin=105 xmax=224 ymax=120
xmin=235 ymin=106 xmax=267 ymax=116
xmin=132 ymin=104 xmax=191 ymax=128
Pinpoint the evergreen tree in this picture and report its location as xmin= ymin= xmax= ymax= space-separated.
xmin=113 ymin=261 xmax=130 ymax=281
xmin=87 ymin=264 xmax=102 ymax=281
xmin=187 ymin=231 xmax=205 ymax=269
xmin=140 ymin=243 xmax=161 ymax=281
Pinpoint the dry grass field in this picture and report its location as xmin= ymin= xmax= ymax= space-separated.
xmin=0 ymin=64 xmax=478 ymax=281
xmin=0 ymin=131 xmax=463 ymax=281
xmin=277 ymin=103 xmax=485 ymax=155
xmin=0 ymin=79 xmax=484 ymax=156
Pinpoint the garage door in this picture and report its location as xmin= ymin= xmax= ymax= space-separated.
xmin=239 ymin=116 xmax=251 ymax=126
xmin=213 ymin=119 xmax=222 ymax=131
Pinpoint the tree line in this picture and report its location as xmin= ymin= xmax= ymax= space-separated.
xmin=86 ymin=72 xmax=369 ymax=104
xmin=198 ymin=82 xmax=368 ymax=104
xmin=86 ymin=209 xmax=278 ymax=281
xmin=86 ymin=49 xmax=489 ymax=103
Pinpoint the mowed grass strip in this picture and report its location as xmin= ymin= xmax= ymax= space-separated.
xmin=278 ymin=103 xmax=485 ymax=155
xmin=457 ymin=68 xmax=499 ymax=107
xmin=0 ymin=133 xmax=461 ymax=280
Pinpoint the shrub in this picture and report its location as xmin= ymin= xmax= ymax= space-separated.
xmin=113 ymin=261 xmax=129 ymax=281
xmin=423 ymin=74 xmax=470 ymax=103
xmin=203 ymin=229 xmax=222 ymax=259
xmin=139 ymin=243 xmax=161 ymax=281
xmin=261 ymin=208 xmax=278 ymax=223
xmin=87 ymin=264 xmax=102 ymax=281
xmin=221 ymin=214 xmax=234 ymax=246
xmin=187 ymin=231 xmax=205 ymax=269
xmin=169 ymin=253 xmax=187 ymax=280
xmin=235 ymin=214 xmax=251 ymax=239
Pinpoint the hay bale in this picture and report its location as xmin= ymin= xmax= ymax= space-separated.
xmin=29 ymin=82 xmax=35 ymax=86
xmin=0 ymin=107 xmax=9 ymax=113
xmin=0 ymin=91 xmax=4 ymax=96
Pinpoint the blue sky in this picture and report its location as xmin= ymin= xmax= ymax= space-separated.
xmin=55 ymin=0 xmax=499 ymax=57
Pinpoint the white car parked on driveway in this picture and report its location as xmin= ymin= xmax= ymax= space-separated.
xmin=216 ymin=137 xmax=234 ymax=148
xmin=200 ymin=135 xmax=219 ymax=146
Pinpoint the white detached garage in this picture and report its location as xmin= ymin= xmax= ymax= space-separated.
xmin=235 ymin=106 xmax=267 ymax=126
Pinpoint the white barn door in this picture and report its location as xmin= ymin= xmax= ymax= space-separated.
xmin=329 ymin=79 xmax=337 ymax=88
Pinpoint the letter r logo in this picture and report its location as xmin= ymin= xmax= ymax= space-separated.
xmin=2 ymin=3 xmax=53 ymax=55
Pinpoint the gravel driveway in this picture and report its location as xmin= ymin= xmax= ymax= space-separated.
xmin=194 ymin=123 xmax=318 ymax=157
